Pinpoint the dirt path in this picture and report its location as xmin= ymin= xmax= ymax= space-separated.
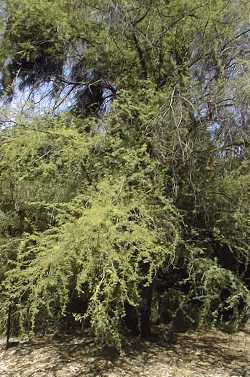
xmin=0 ymin=330 xmax=249 ymax=377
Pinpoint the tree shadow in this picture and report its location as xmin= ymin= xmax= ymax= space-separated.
xmin=1 ymin=330 xmax=249 ymax=377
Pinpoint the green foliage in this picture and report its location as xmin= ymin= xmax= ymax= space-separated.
xmin=0 ymin=176 xmax=181 ymax=347
xmin=2 ymin=0 xmax=249 ymax=88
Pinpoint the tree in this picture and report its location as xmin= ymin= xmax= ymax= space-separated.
xmin=0 ymin=0 xmax=249 ymax=349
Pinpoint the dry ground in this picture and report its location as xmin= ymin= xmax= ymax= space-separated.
xmin=0 ymin=330 xmax=249 ymax=377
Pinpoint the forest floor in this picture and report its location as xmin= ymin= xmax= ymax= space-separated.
xmin=0 ymin=329 xmax=249 ymax=377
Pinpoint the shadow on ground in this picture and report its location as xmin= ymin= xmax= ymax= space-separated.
xmin=0 ymin=329 xmax=249 ymax=377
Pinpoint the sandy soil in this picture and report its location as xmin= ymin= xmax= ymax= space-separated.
xmin=0 ymin=330 xmax=249 ymax=377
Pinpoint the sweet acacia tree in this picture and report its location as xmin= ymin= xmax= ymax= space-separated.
xmin=0 ymin=0 xmax=249 ymax=348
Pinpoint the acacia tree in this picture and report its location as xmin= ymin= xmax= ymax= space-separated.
xmin=0 ymin=0 xmax=249 ymax=347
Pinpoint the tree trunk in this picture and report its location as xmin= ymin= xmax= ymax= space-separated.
xmin=124 ymin=304 xmax=140 ymax=336
xmin=6 ymin=305 xmax=11 ymax=349
xmin=140 ymin=284 xmax=153 ymax=339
